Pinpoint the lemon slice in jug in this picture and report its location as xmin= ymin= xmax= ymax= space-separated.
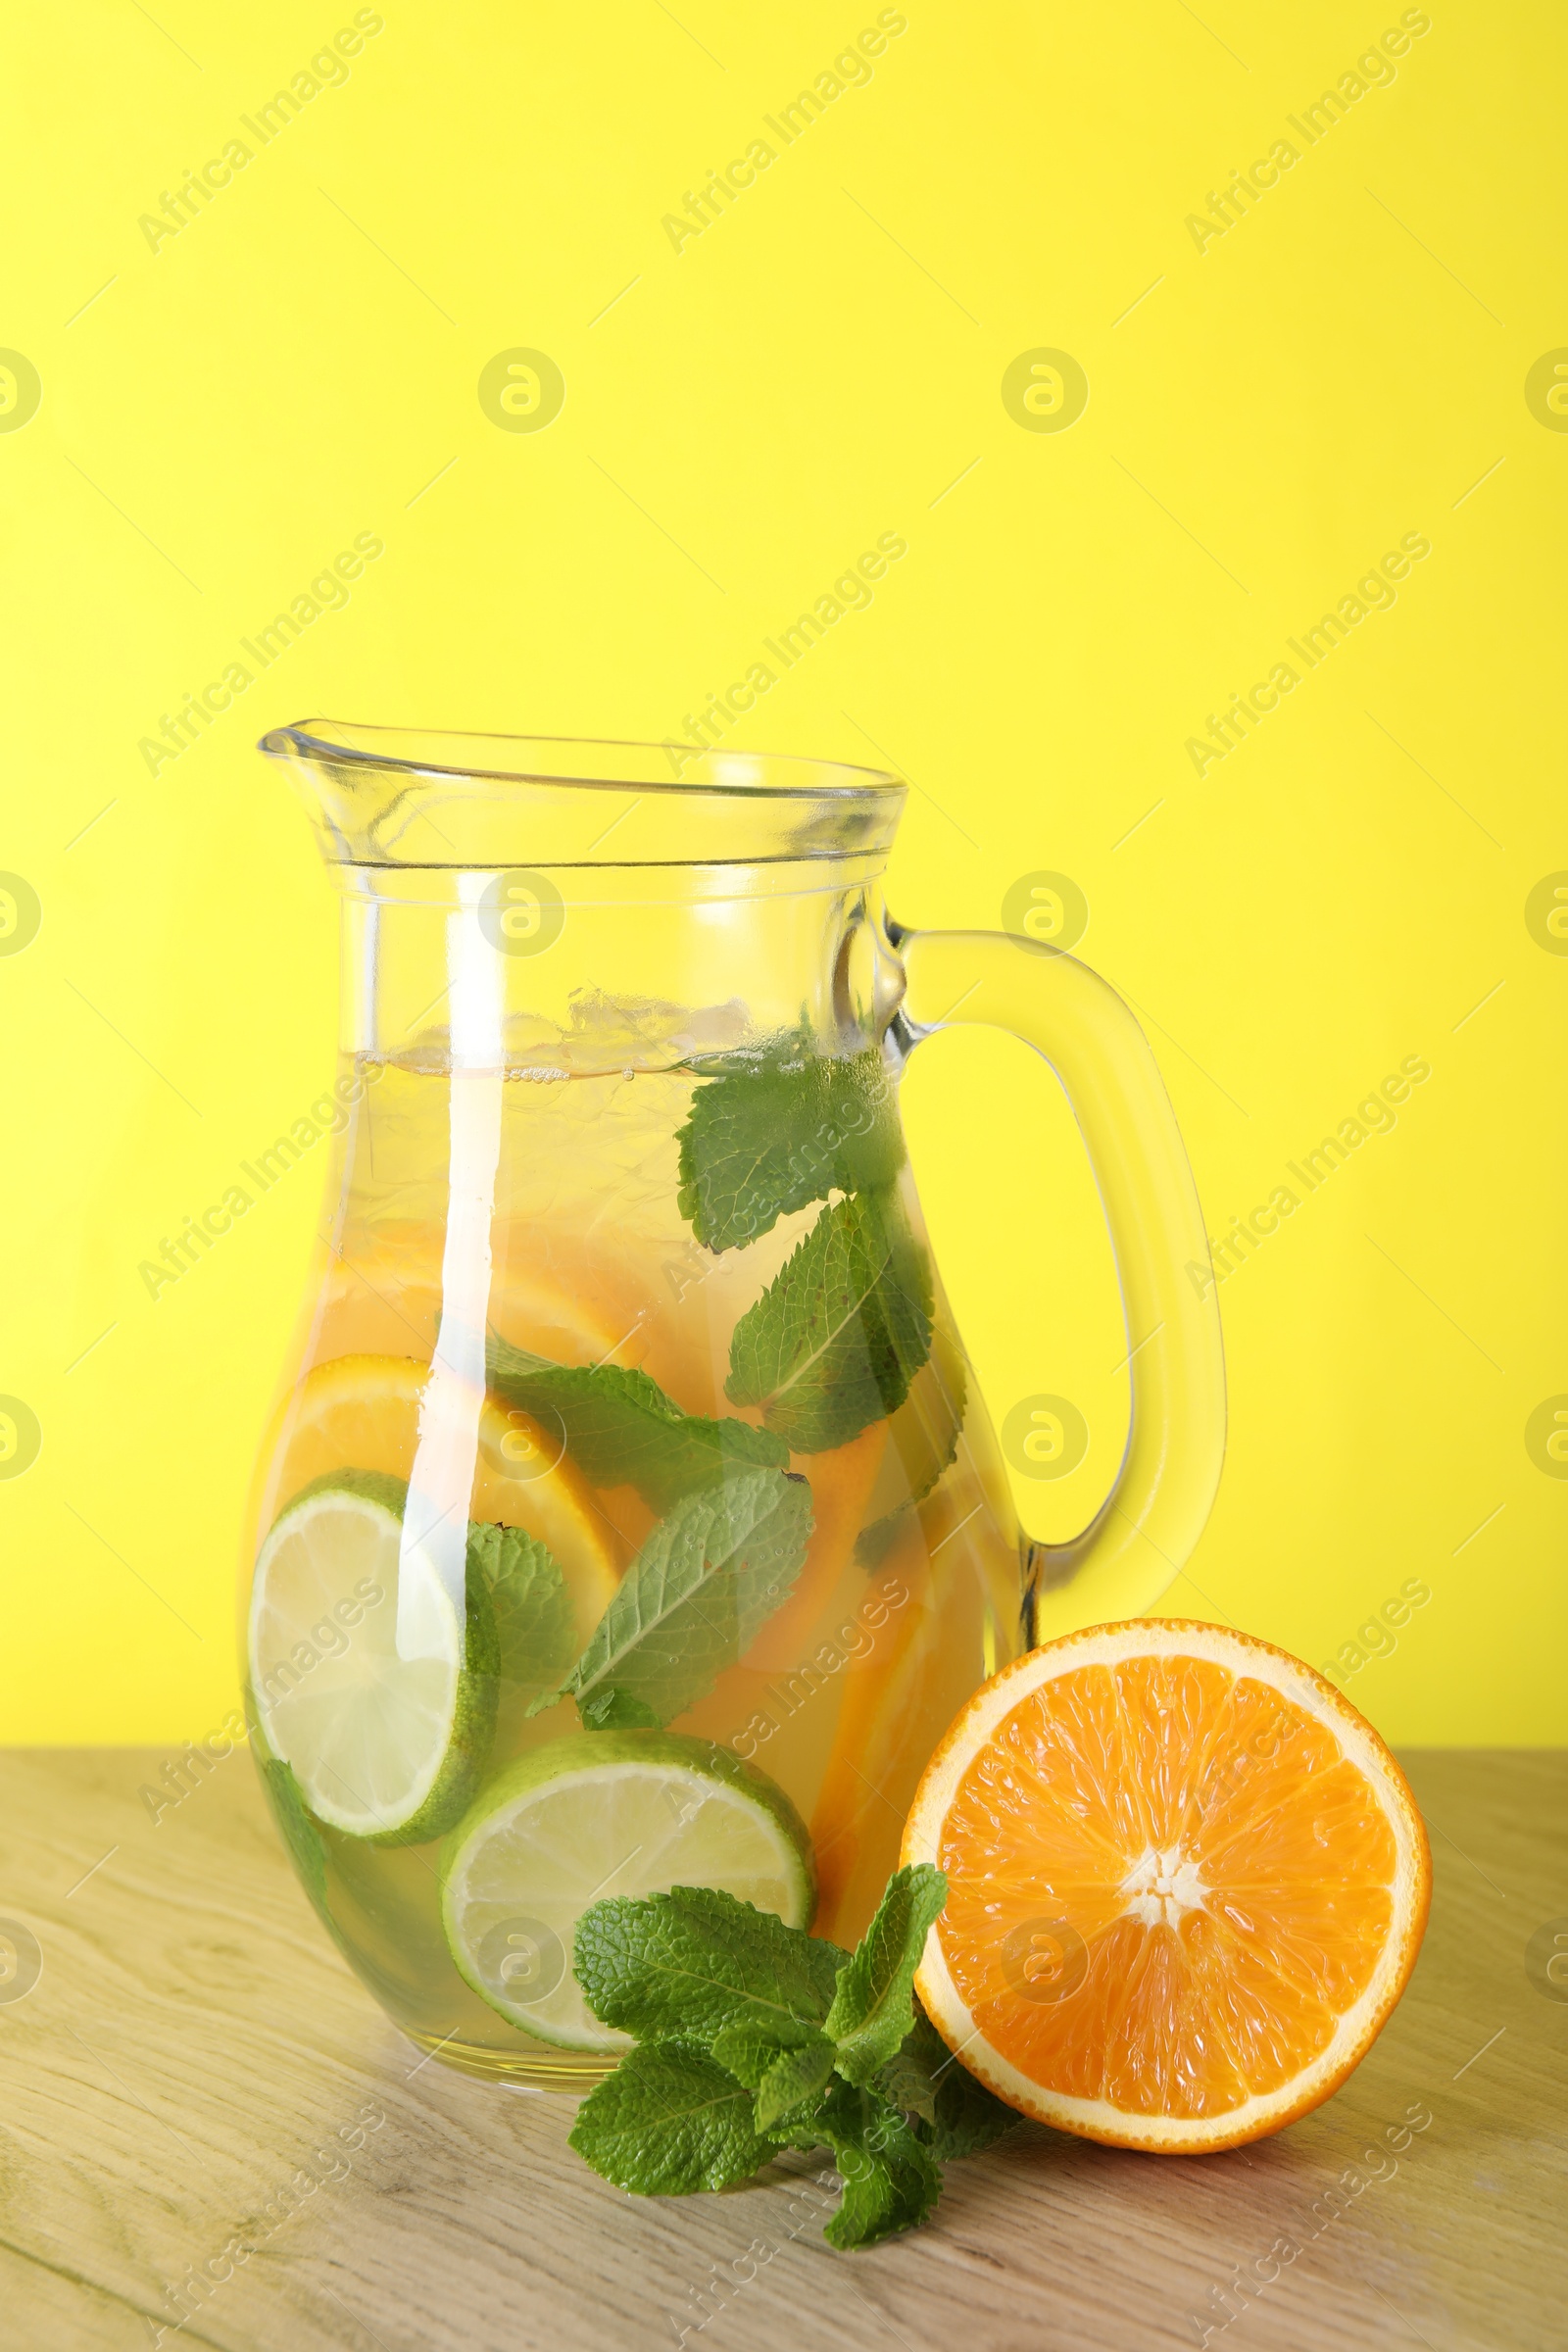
xmin=247 ymin=1470 xmax=498 ymax=1843
xmin=439 ymin=1733 xmax=815 ymax=2049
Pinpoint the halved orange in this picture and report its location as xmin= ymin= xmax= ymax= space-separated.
xmin=902 ymin=1620 xmax=1431 ymax=2152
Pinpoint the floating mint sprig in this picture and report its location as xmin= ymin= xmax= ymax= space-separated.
xmin=725 ymin=1190 xmax=934 ymax=1453
xmin=855 ymin=1337 xmax=969 ymax=1565
xmin=485 ymin=1339 xmax=789 ymax=1513
xmin=566 ymin=1865 xmax=1018 ymax=2251
xmin=530 ymin=1468 xmax=813 ymax=1730
xmin=675 ymin=1034 xmax=906 ymax=1252
xmin=467 ymin=1523 xmax=575 ymax=1712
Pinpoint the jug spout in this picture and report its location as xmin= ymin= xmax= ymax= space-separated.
xmin=259 ymin=720 xmax=906 ymax=871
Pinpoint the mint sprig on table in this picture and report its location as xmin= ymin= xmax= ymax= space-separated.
xmin=568 ymin=1867 xmax=1016 ymax=2250
xmin=529 ymin=1467 xmax=813 ymax=1730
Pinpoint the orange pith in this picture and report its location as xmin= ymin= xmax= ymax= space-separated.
xmin=902 ymin=1621 xmax=1431 ymax=2152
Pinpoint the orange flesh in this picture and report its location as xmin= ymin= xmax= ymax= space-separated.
xmin=935 ymin=1656 xmax=1398 ymax=2119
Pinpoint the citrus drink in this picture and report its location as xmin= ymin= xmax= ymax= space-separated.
xmin=244 ymin=1037 xmax=1023 ymax=2083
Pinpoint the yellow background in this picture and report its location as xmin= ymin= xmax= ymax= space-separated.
xmin=2 ymin=0 xmax=1562 ymax=1743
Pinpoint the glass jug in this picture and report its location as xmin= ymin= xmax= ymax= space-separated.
xmin=243 ymin=723 xmax=1224 ymax=2084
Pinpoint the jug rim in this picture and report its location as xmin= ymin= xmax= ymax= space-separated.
xmin=259 ymin=719 xmax=904 ymax=802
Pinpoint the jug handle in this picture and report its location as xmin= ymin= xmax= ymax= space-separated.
xmin=897 ymin=926 xmax=1226 ymax=1642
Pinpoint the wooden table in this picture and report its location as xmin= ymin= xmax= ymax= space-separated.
xmin=0 ymin=1747 xmax=1561 ymax=2351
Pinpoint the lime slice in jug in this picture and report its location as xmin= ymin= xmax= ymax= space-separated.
xmin=247 ymin=1471 xmax=496 ymax=1843
xmin=439 ymin=1733 xmax=815 ymax=2050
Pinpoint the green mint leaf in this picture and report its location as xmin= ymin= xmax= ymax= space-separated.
xmin=280 ymin=1464 xmax=412 ymax=1520
xmin=578 ymin=1686 xmax=662 ymax=1731
xmin=676 ymin=1037 xmax=906 ymax=1251
xmin=574 ymin=1883 xmax=846 ymax=2044
xmin=567 ymin=2038 xmax=774 ymax=2194
xmin=904 ymin=2006 xmax=1020 ymax=2162
xmin=724 ymin=1479 xmax=818 ymax=1652
xmin=825 ymin=2098 xmax=944 ymax=2251
xmin=467 ymin=1523 xmax=575 ymax=1710
xmin=725 ymin=1191 xmax=934 ymax=1453
xmin=876 ymin=2004 xmax=1018 ymax=2155
xmin=763 ymin=2078 xmax=943 ymax=2250
xmin=755 ymin=2035 xmax=838 ymax=2132
xmin=853 ymin=1508 xmax=910 ymax=1568
xmin=824 ymin=1864 xmax=949 ymax=2085
xmin=708 ymin=2012 xmax=832 ymax=2088
xmin=486 ymin=1336 xmax=788 ymax=1512
xmin=542 ymin=1469 xmax=812 ymax=1727
xmin=761 ymin=2069 xmax=875 ymax=2154
xmin=871 ymin=2038 xmax=939 ymax=2126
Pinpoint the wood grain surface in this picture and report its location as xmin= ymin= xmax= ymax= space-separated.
xmin=0 ymin=1745 xmax=1560 ymax=2351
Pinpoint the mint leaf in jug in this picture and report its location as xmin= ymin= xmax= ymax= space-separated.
xmin=532 ymin=1468 xmax=813 ymax=1728
xmin=484 ymin=1340 xmax=789 ymax=1510
xmin=725 ymin=1191 xmax=933 ymax=1452
xmin=675 ymin=1032 xmax=906 ymax=1253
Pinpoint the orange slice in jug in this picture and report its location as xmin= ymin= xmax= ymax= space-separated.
xmin=902 ymin=1621 xmax=1431 ymax=2152
xmin=264 ymin=1352 xmax=620 ymax=1641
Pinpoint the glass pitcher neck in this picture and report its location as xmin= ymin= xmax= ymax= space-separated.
xmin=334 ymin=861 xmax=907 ymax=1073
xmin=261 ymin=722 xmax=910 ymax=1072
